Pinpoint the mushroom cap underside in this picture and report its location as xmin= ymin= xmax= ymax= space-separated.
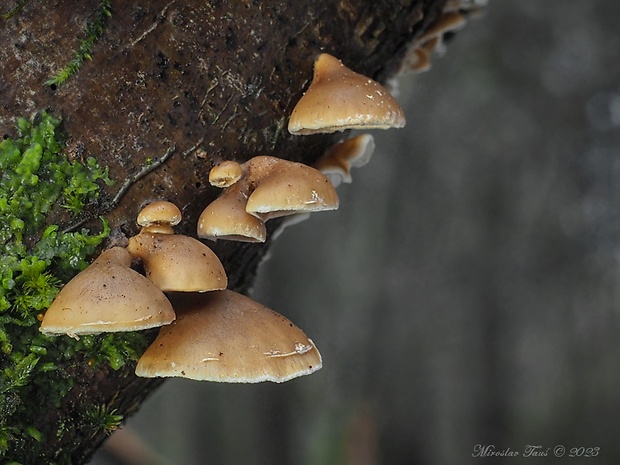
xmin=315 ymin=134 xmax=375 ymax=186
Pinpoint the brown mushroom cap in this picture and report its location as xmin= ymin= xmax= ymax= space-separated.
xmin=315 ymin=134 xmax=375 ymax=187
xmin=209 ymin=160 xmax=244 ymax=188
xmin=197 ymin=181 xmax=267 ymax=242
xmin=39 ymin=247 xmax=175 ymax=336
xmin=135 ymin=290 xmax=322 ymax=383
xmin=288 ymin=53 xmax=406 ymax=135
xmin=406 ymin=12 xmax=467 ymax=73
xmin=127 ymin=233 xmax=227 ymax=292
xmin=408 ymin=47 xmax=432 ymax=74
xmin=137 ymin=201 xmax=182 ymax=228
xmin=198 ymin=156 xmax=338 ymax=240
xmin=244 ymin=156 xmax=339 ymax=219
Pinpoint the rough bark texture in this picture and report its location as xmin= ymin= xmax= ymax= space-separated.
xmin=0 ymin=0 xmax=450 ymax=462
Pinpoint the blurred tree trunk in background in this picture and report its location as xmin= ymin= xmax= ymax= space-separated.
xmin=0 ymin=0 xmax=453 ymax=462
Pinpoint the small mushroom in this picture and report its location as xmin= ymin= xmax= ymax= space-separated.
xmin=197 ymin=156 xmax=338 ymax=241
xmin=197 ymin=181 xmax=267 ymax=243
xmin=407 ymin=47 xmax=432 ymax=74
xmin=288 ymin=53 xmax=406 ymax=135
xmin=404 ymin=11 xmax=468 ymax=75
xmin=244 ymin=156 xmax=339 ymax=220
xmin=137 ymin=200 xmax=182 ymax=235
xmin=135 ymin=290 xmax=322 ymax=383
xmin=198 ymin=163 xmax=266 ymax=242
xmin=128 ymin=201 xmax=227 ymax=292
xmin=127 ymin=233 xmax=228 ymax=292
xmin=39 ymin=247 xmax=175 ymax=337
xmin=417 ymin=12 xmax=467 ymax=46
xmin=208 ymin=160 xmax=244 ymax=188
xmin=314 ymin=134 xmax=375 ymax=187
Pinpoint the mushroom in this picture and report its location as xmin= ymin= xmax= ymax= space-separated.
xmin=136 ymin=200 xmax=182 ymax=235
xmin=128 ymin=201 xmax=227 ymax=292
xmin=416 ymin=12 xmax=467 ymax=56
xmin=198 ymin=167 xmax=267 ymax=243
xmin=407 ymin=47 xmax=432 ymax=74
xmin=417 ymin=12 xmax=467 ymax=46
xmin=403 ymin=11 xmax=468 ymax=75
xmin=197 ymin=156 xmax=339 ymax=241
xmin=127 ymin=233 xmax=228 ymax=292
xmin=208 ymin=160 xmax=244 ymax=188
xmin=39 ymin=247 xmax=175 ymax=337
xmin=244 ymin=156 xmax=339 ymax=220
xmin=314 ymin=134 xmax=375 ymax=187
xmin=135 ymin=290 xmax=322 ymax=383
xmin=288 ymin=53 xmax=406 ymax=135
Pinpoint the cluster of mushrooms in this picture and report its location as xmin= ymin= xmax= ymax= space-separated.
xmin=401 ymin=0 xmax=484 ymax=74
xmin=39 ymin=52 xmax=406 ymax=383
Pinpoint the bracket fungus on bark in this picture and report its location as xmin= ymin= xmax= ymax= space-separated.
xmin=128 ymin=201 xmax=227 ymax=292
xmin=135 ymin=290 xmax=322 ymax=383
xmin=287 ymin=53 xmax=406 ymax=135
xmin=39 ymin=247 xmax=175 ymax=337
xmin=315 ymin=134 xmax=376 ymax=187
xmin=198 ymin=156 xmax=338 ymax=242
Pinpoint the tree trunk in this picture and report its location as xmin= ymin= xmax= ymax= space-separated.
xmin=0 ymin=0 xmax=454 ymax=462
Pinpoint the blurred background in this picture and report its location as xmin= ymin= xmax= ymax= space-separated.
xmin=93 ymin=0 xmax=620 ymax=463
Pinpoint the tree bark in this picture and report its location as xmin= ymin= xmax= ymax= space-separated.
xmin=0 ymin=0 xmax=450 ymax=462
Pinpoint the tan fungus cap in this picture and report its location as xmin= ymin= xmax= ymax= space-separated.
xmin=39 ymin=247 xmax=175 ymax=337
xmin=135 ymin=290 xmax=322 ymax=383
xmin=288 ymin=53 xmax=405 ymax=135
xmin=244 ymin=156 xmax=339 ymax=219
xmin=197 ymin=181 xmax=267 ymax=243
xmin=137 ymin=201 xmax=182 ymax=229
xmin=209 ymin=160 xmax=244 ymax=188
xmin=127 ymin=233 xmax=227 ymax=292
xmin=315 ymin=134 xmax=375 ymax=187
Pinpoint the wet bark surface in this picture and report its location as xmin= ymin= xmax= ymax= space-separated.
xmin=0 ymin=0 xmax=450 ymax=462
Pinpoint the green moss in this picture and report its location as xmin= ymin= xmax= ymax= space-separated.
xmin=86 ymin=404 xmax=123 ymax=436
xmin=0 ymin=1 xmax=27 ymax=20
xmin=0 ymin=112 xmax=148 ymax=462
xmin=45 ymin=0 xmax=112 ymax=88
